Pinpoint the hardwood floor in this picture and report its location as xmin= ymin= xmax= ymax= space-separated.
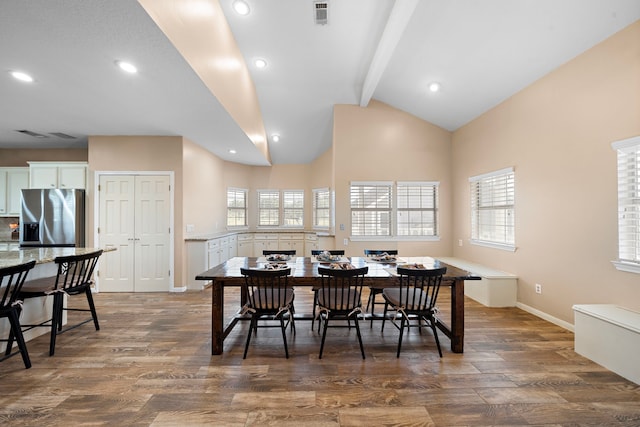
xmin=1 ymin=286 xmax=639 ymax=426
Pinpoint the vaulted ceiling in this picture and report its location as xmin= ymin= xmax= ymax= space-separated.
xmin=1 ymin=0 xmax=639 ymax=165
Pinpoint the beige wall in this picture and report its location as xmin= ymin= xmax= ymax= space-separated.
xmin=333 ymin=100 xmax=453 ymax=257
xmin=88 ymin=136 xmax=185 ymax=287
xmin=451 ymin=21 xmax=640 ymax=322
xmin=0 ymin=148 xmax=87 ymax=167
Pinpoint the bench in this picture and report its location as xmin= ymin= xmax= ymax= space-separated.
xmin=573 ymin=304 xmax=640 ymax=385
xmin=437 ymin=257 xmax=518 ymax=307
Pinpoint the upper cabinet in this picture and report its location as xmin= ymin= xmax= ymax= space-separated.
xmin=29 ymin=161 xmax=87 ymax=189
xmin=0 ymin=167 xmax=29 ymax=216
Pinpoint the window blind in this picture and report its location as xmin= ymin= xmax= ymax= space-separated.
xmin=396 ymin=182 xmax=439 ymax=236
xmin=612 ymin=136 xmax=640 ymax=265
xmin=226 ymin=188 xmax=247 ymax=227
xmin=350 ymin=182 xmax=392 ymax=236
xmin=313 ymin=188 xmax=330 ymax=228
xmin=470 ymin=168 xmax=515 ymax=247
xmin=283 ymin=190 xmax=304 ymax=227
xmin=258 ymin=190 xmax=280 ymax=226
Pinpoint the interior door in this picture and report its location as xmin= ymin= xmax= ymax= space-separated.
xmin=99 ymin=174 xmax=171 ymax=292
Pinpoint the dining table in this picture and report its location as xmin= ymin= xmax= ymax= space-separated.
xmin=196 ymin=256 xmax=481 ymax=355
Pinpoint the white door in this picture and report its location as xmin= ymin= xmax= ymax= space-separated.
xmin=99 ymin=174 xmax=171 ymax=292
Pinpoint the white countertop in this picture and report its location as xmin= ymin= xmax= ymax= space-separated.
xmin=0 ymin=247 xmax=115 ymax=269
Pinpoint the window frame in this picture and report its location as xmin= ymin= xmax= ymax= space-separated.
xmin=226 ymin=187 xmax=248 ymax=228
xmin=312 ymin=187 xmax=331 ymax=230
xmin=257 ymin=189 xmax=281 ymax=227
xmin=469 ymin=167 xmax=516 ymax=251
xmin=282 ymin=189 xmax=304 ymax=228
xmin=396 ymin=181 xmax=439 ymax=238
xmin=611 ymin=135 xmax=640 ymax=274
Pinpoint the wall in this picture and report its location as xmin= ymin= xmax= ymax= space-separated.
xmin=451 ymin=21 xmax=640 ymax=323
xmin=88 ymin=136 xmax=185 ymax=286
xmin=0 ymin=148 xmax=87 ymax=167
xmin=333 ymin=100 xmax=453 ymax=257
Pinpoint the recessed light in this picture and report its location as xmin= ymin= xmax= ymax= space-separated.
xmin=428 ymin=82 xmax=441 ymax=93
xmin=116 ymin=60 xmax=138 ymax=74
xmin=233 ymin=0 xmax=250 ymax=15
xmin=271 ymin=134 xmax=280 ymax=142
xmin=228 ymin=149 xmax=237 ymax=154
xmin=10 ymin=71 xmax=34 ymax=83
xmin=254 ymin=58 xmax=267 ymax=69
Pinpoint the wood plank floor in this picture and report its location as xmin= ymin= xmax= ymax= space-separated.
xmin=1 ymin=286 xmax=639 ymax=426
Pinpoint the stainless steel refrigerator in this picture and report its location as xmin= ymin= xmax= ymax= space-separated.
xmin=20 ymin=188 xmax=85 ymax=247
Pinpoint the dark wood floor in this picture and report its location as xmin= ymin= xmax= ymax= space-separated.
xmin=1 ymin=286 xmax=639 ymax=426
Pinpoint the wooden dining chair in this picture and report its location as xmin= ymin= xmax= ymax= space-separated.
xmin=311 ymin=250 xmax=345 ymax=255
xmin=18 ymin=250 xmax=103 ymax=356
xmin=1 ymin=260 xmax=36 ymax=369
xmin=240 ymin=267 xmax=295 ymax=359
xmin=364 ymin=249 xmax=399 ymax=326
xmin=381 ymin=266 xmax=446 ymax=357
xmin=316 ymin=266 xmax=368 ymax=359
xmin=262 ymin=250 xmax=297 ymax=256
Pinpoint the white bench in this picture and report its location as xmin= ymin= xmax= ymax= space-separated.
xmin=573 ymin=304 xmax=640 ymax=385
xmin=437 ymin=257 xmax=518 ymax=307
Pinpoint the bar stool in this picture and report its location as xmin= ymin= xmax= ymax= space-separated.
xmin=19 ymin=250 xmax=103 ymax=356
xmin=1 ymin=260 xmax=36 ymax=369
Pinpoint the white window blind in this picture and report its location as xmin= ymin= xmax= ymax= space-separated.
xmin=397 ymin=182 xmax=439 ymax=236
xmin=283 ymin=190 xmax=304 ymax=227
xmin=470 ymin=168 xmax=515 ymax=249
xmin=313 ymin=188 xmax=330 ymax=229
xmin=226 ymin=188 xmax=247 ymax=227
xmin=350 ymin=182 xmax=392 ymax=236
xmin=258 ymin=190 xmax=280 ymax=226
xmin=612 ymin=136 xmax=640 ymax=270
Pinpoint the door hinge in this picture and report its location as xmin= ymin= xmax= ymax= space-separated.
xmin=98 ymin=184 xmax=101 ymax=191
xmin=168 ymin=270 xmax=171 ymax=277
xmin=97 ymin=227 xmax=100 ymax=234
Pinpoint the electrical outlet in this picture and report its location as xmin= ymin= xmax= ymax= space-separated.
xmin=343 ymin=238 xmax=349 ymax=246
xmin=339 ymin=224 xmax=345 ymax=231
xmin=535 ymin=284 xmax=542 ymax=294
xmin=458 ymin=239 xmax=463 ymax=247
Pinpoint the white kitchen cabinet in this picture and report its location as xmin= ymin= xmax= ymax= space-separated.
xmin=28 ymin=161 xmax=87 ymax=189
xmin=305 ymin=233 xmax=318 ymax=256
xmin=237 ymin=233 xmax=253 ymax=257
xmin=279 ymin=233 xmax=305 ymax=255
xmin=0 ymin=167 xmax=29 ymax=216
xmin=253 ymin=233 xmax=278 ymax=255
xmin=228 ymin=235 xmax=238 ymax=258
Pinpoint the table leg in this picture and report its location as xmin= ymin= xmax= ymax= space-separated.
xmin=449 ymin=279 xmax=464 ymax=353
xmin=211 ymin=279 xmax=225 ymax=355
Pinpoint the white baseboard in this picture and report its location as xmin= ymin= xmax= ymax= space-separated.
xmin=516 ymin=302 xmax=574 ymax=332
xmin=170 ymin=286 xmax=187 ymax=293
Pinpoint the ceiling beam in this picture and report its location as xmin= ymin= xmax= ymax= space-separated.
xmin=359 ymin=0 xmax=419 ymax=107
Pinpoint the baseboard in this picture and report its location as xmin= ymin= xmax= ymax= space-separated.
xmin=516 ymin=302 xmax=574 ymax=332
xmin=170 ymin=286 xmax=187 ymax=293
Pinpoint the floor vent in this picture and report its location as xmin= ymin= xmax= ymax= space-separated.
xmin=314 ymin=1 xmax=328 ymax=25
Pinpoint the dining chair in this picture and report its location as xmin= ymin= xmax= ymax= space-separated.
xmin=363 ymin=249 xmax=399 ymax=326
xmin=311 ymin=250 xmax=346 ymax=330
xmin=316 ymin=266 xmax=368 ymax=359
xmin=262 ymin=250 xmax=296 ymax=256
xmin=311 ymin=250 xmax=345 ymax=256
xmin=18 ymin=250 xmax=103 ymax=356
xmin=381 ymin=266 xmax=446 ymax=357
xmin=240 ymin=267 xmax=295 ymax=359
xmin=1 ymin=260 xmax=36 ymax=369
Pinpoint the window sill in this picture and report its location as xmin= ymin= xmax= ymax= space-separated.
xmin=612 ymin=260 xmax=640 ymax=274
xmin=470 ymin=239 xmax=516 ymax=252
xmin=349 ymin=236 xmax=440 ymax=242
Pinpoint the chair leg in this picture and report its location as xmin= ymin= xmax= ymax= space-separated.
xmin=85 ymin=288 xmax=100 ymax=330
xmin=243 ymin=316 xmax=256 ymax=359
xmin=396 ymin=316 xmax=407 ymax=358
xmin=353 ymin=314 xmax=365 ymax=360
xmin=429 ymin=315 xmax=443 ymax=358
xmin=381 ymin=302 xmax=389 ymax=332
xmin=49 ymin=292 xmax=64 ymax=356
xmin=311 ymin=290 xmax=317 ymax=331
xmin=8 ymin=311 xmax=31 ymax=369
xmin=279 ymin=315 xmax=289 ymax=359
xmin=319 ymin=314 xmax=329 ymax=359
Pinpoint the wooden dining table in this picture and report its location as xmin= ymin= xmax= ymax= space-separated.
xmin=196 ymin=256 xmax=480 ymax=355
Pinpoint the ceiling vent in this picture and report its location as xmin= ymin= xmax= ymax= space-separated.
xmin=314 ymin=1 xmax=328 ymax=25
xmin=50 ymin=132 xmax=76 ymax=139
xmin=16 ymin=129 xmax=48 ymax=138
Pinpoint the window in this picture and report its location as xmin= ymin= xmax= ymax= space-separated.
xmin=612 ymin=136 xmax=640 ymax=273
xmin=313 ymin=188 xmax=330 ymax=229
xmin=226 ymin=188 xmax=247 ymax=227
xmin=397 ymin=182 xmax=439 ymax=236
xmin=282 ymin=190 xmax=304 ymax=227
xmin=257 ymin=189 xmax=305 ymax=228
xmin=350 ymin=182 xmax=392 ymax=237
xmin=470 ymin=168 xmax=515 ymax=250
xmin=258 ymin=190 xmax=280 ymax=227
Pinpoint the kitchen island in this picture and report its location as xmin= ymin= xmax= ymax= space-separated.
xmin=0 ymin=247 xmax=114 ymax=352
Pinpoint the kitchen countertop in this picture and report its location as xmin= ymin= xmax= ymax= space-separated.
xmin=0 ymin=247 xmax=116 ymax=269
xmin=185 ymin=230 xmax=334 ymax=241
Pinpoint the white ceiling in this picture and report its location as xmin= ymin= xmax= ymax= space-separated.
xmin=2 ymin=0 xmax=639 ymax=165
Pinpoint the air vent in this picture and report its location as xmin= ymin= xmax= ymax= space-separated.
xmin=314 ymin=1 xmax=328 ymax=25
xmin=16 ymin=130 xmax=48 ymax=138
xmin=50 ymin=132 xmax=76 ymax=139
